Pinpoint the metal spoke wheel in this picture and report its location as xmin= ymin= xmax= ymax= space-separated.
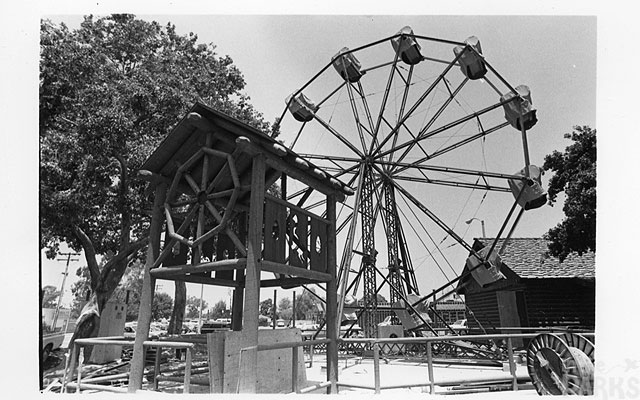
xmin=277 ymin=26 xmax=546 ymax=338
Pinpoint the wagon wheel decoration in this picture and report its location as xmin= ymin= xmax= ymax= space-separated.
xmin=277 ymin=26 xmax=546 ymax=338
xmin=163 ymin=134 xmax=244 ymax=255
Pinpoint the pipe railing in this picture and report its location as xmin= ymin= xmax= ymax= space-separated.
xmin=64 ymin=336 xmax=196 ymax=394
xmin=337 ymin=331 xmax=595 ymax=394
xmin=63 ymin=330 xmax=594 ymax=395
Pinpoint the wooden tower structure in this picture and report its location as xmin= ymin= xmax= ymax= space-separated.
xmin=128 ymin=103 xmax=352 ymax=393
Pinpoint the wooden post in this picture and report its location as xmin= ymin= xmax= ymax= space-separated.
xmin=207 ymin=332 xmax=226 ymax=393
xmin=238 ymin=153 xmax=265 ymax=393
xmin=507 ymin=337 xmax=518 ymax=391
xmin=325 ymin=193 xmax=339 ymax=394
xmin=292 ymin=290 xmax=296 ymax=327
xmin=427 ymin=341 xmax=435 ymax=394
xmin=292 ymin=347 xmax=299 ymax=393
xmin=272 ymin=290 xmax=277 ymax=329
xmin=373 ymin=341 xmax=381 ymax=394
xmin=128 ymin=182 xmax=167 ymax=392
xmin=77 ymin=347 xmax=84 ymax=394
xmin=153 ymin=345 xmax=161 ymax=391
xmin=65 ymin=344 xmax=78 ymax=392
xmin=61 ymin=350 xmax=70 ymax=393
xmin=231 ymin=272 xmax=244 ymax=331
xmin=184 ymin=347 xmax=192 ymax=394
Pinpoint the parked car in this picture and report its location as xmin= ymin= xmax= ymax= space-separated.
xmin=200 ymin=318 xmax=231 ymax=334
xmin=450 ymin=319 xmax=468 ymax=334
xmin=123 ymin=322 xmax=163 ymax=338
xmin=42 ymin=332 xmax=65 ymax=361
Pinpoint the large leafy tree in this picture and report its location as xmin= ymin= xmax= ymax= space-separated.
xmin=542 ymin=125 xmax=596 ymax=261
xmin=210 ymin=300 xmax=229 ymax=320
xmin=151 ymin=293 xmax=174 ymax=321
xmin=40 ymin=14 xmax=274 ymax=345
xmin=185 ymin=295 xmax=209 ymax=319
xmin=259 ymin=298 xmax=274 ymax=317
xmin=293 ymin=289 xmax=321 ymax=320
xmin=41 ymin=285 xmax=61 ymax=309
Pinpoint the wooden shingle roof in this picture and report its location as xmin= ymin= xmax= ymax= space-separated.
xmin=476 ymin=238 xmax=595 ymax=279
xmin=140 ymin=102 xmax=354 ymax=200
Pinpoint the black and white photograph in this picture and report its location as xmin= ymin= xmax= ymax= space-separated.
xmin=0 ymin=1 xmax=636 ymax=398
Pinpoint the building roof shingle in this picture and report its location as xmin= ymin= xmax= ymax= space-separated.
xmin=477 ymin=237 xmax=595 ymax=279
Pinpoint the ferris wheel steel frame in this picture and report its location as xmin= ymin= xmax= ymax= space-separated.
xmin=278 ymin=28 xmax=541 ymax=339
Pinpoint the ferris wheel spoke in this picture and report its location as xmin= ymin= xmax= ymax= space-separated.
xmin=396 ymin=195 xmax=457 ymax=282
xmin=346 ymin=81 xmax=379 ymax=151
xmin=388 ymin=64 xmax=415 ymax=156
xmin=390 ymin=174 xmax=511 ymax=192
xmin=391 ymin=121 xmax=510 ymax=175
xmin=387 ymin=173 xmax=474 ymax=254
xmin=369 ymin=45 xmax=403 ymax=154
xmin=426 ymin=121 xmax=511 ymax=161
xmin=396 ymin=215 xmax=420 ymax=294
xmin=373 ymin=48 xmax=467 ymax=155
xmin=392 ymin=77 xmax=469 ymax=166
xmin=285 ymin=163 xmax=360 ymax=206
xmin=336 ymin=164 xmax=366 ymax=321
xmin=310 ymin=113 xmax=365 ymax=158
xmin=377 ymin=113 xmax=435 ymax=183
xmin=378 ymin=160 xmax=525 ymax=182
xmin=290 ymin=121 xmax=308 ymax=149
xmin=344 ymin=80 xmax=372 ymax=152
xmin=376 ymin=97 xmax=514 ymax=161
xmin=354 ymin=81 xmax=377 ymax=137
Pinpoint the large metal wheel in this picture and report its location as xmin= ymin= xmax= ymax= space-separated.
xmin=527 ymin=333 xmax=595 ymax=395
xmin=277 ymin=27 xmax=544 ymax=338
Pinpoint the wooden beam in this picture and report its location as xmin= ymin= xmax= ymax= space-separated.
xmin=232 ymin=271 xmax=245 ymax=331
xmin=259 ymin=260 xmax=332 ymax=282
xmin=260 ymin=277 xmax=321 ymax=288
xmin=172 ymin=275 xmax=240 ymax=288
xmin=325 ymin=193 xmax=339 ymax=393
xmin=239 ymin=153 xmax=265 ymax=393
xmin=150 ymin=258 xmax=247 ymax=278
xmin=128 ymin=182 xmax=167 ymax=392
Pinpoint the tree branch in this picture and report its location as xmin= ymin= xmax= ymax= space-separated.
xmin=72 ymin=224 xmax=100 ymax=291
xmin=98 ymin=236 xmax=150 ymax=284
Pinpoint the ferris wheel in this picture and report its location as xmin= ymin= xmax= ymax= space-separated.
xmin=276 ymin=26 xmax=546 ymax=338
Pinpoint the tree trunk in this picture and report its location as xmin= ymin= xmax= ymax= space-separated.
xmin=168 ymin=281 xmax=187 ymax=334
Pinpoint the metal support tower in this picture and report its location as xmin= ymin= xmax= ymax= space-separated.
xmin=360 ymin=163 xmax=378 ymax=338
xmin=382 ymin=182 xmax=405 ymax=307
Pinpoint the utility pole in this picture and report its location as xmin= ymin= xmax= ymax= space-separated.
xmin=52 ymin=252 xmax=80 ymax=331
xmin=197 ymin=284 xmax=204 ymax=333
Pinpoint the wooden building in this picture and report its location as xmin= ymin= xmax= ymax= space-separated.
xmin=428 ymin=298 xmax=466 ymax=328
xmin=128 ymin=103 xmax=352 ymax=393
xmin=457 ymin=238 xmax=595 ymax=332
